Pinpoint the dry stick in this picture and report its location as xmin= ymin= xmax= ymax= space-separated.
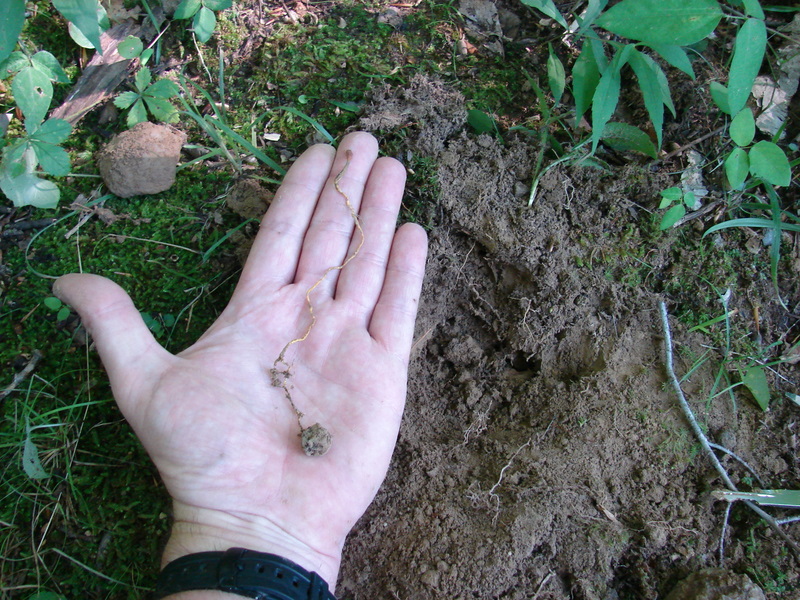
xmin=658 ymin=301 xmax=800 ymax=560
xmin=271 ymin=150 xmax=365 ymax=454
xmin=0 ymin=350 xmax=43 ymax=404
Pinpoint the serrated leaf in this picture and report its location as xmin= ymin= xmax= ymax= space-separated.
xmin=12 ymin=67 xmax=53 ymax=126
xmin=1 ymin=0 xmax=26 ymax=65
xmin=575 ymin=0 xmax=608 ymax=37
xmin=193 ymin=6 xmax=217 ymax=43
xmin=52 ymin=0 xmax=105 ymax=53
xmin=710 ymin=81 xmax=731 ymax=114
xmin=114 ymin=90 xmax=140 ymax=110
xmin=31 ymin=51 xmax=70 ymax=83
xmin=742 ymin=365 xmax=770 ymax=410
xmin=591 ymin=46 xmax=634 ymax=153
xmin=660 ymin=203 xmax=686 ymax=229
xmin=729 ymin=108 xmax=755 ymax=146
xmin=134 ymin=67 xmax=152 ymax=92
xmin=117 ymin=35 xmax=143 ymax=59
xmin=31 ymin=118 xmax=72 ymax=145
xmin=724 ymin=147 xmax=749 ymax=189
xmin=519 ymin=0 xmax=568 ymax=29
xmin=467 ymin=109 xmax=495 ymax=134
xmin=648 ymin=44 xmax=695 ymax=79
xmin=174 ymin=0 xmax=202 ymax=19
xmin=595 ymin=0 xmax=723 ymax=47
xmin=146 ymin=78 xmax=180 ymax=98
xmin=601 ymin=122 xmax=657 ymax=158
xmin=43 ymin=296 xmax=63 ymax=310
xmin=144 ymin=96 xmax=178 ymax=123
xmin=23 ymin=436 xmax=49 ymax=480
xmin=547 ymin=44 xmax=566 ymax=105
xmin=660 ymin=186 xmax=683 ymax=202
xmin=203 ymin=0 xmax=232 ymax=9
xmin=32 ymin=142 xmax=71 ymax=176
xmin=126 ymin=99 xmax=148 ymax=128
xmin=573 ymin=41 xmax=601 ymax=127
xmin=741 ymin=0 xmax=765 ymax=19
xmin=749 ymin=141 xmax=791 ymax=187
xmin=651 ymin=56 xmax=676 ymax=117
xmin=0 ymin=172 xmax=60 ymax=208
xmin=728 ymin=18 xmax=766 ymax=115
xmin=629 ymin=50 xmax=665 ymax=147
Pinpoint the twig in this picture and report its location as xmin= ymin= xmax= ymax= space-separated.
xmin=650 ymin=125 xmax=726 ymax=167
xmin=708 ymin=442 xmax=767 ymax=488
xmin=0 ymin=350 xmax=43 ymax=403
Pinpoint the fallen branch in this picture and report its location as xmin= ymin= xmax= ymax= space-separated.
xmin=0 ymin=350 xmax=44 ymax=404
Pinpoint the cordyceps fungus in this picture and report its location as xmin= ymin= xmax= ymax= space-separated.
xmin=269 ymin=150 xmax=364 ymax=456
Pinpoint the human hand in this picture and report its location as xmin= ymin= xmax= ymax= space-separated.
xmin=53 ymin=132 xmax=428 ymax=588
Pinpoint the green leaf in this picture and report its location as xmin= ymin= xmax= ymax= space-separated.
xmin=144 ymin=96 xmax=178 ymax=123
xmin=114 ymin=90 xmax=140 ymax=110
xmin=590 ymin=46 xmax=633 ymax=153
xmin=546 ymin=44 xmax=566 ymax=105
xmin=648 ymin=44 xmax=695 ymax=79
xmin=57 ymin=306 xmax=70 ymax=321
xmin=724 ymin=147 xmax=749 ymax=189
xmin=134 ymin=67 xmax=152 ymax=92
xmin=173 ymin=0 xmax=202 ymax=19
xmin=203 ymin=0 xmax=232 ymax=9
xmin=67 ymin=20 xmax=97 ymax=49
xmin=749 ymin=141 xmax=791 ymax=186
xmin=12 ymin=67 xmax=53 ymax=126
xmin=660 ymin=203 xmax=686 ymax=229
xmin=140 ymin=48 xmax=154 ymax=66
xmin=575 ymin=0 xmax=608 ymax=37
xmin=467 ymin=109 xmax=495 ymax=134
xmin=704 ymin=217 xmax=800 ymax=236
xmin=0 ymin=51 xmax=29 ymax=77
xmin=126 ymin=99 xmax=148 ymax=128
xmin=652 ymin=57 xmax=676 ymax=117
xmin=601 ymin=122 xmax=658 ymax=158
xmin=193 ymin=6 xmax=217 ymax=43
xmin=728 ymin=18 xmax=767 ymax=115
xmin=3 ymin=142 xmax=29 ymax=177
xmin=0 ymin=172 xmax=60 ymax=208
xmin=52 ymin=0 xmax=105 ymax=53
xmin=519 ymin=0 xmax=568 ymax=29
xmin=741 ymin=0 xmax=765 ymax=19
xmin=629 ymin=50 xmax=665 ymax=147
xmin=31 ymin=118 xmax=72 ymax=145
xmin=595 ymin=0 xmax=723 ymax=46
xmin=729 ymin=108 xmax=755 ymax=146
xmin=573 ymin=41 xmax=601 ymax=127
xmin=23 ymin=435 xmax=49 ymax=480
xmin=43 ymin=296 xmax=63 ymax=310
xmin=742 ymin=365 xmax=770 ymax=410
xmin=27 ymin=590 xmax=66 ymax=600
xmin=660 ymin=186 xmax=683 ymax=202
xmin=0 ymin=0 xmax=26 ymax=64
xmin=709 ymin=81 xmax=731 ymax=114
xmin=146 ymin=78 xmax=180 ymax=98
xmin=31 ymin=142 xmax=71 ymax=176
xmin=117 ymin=35 xmax=144 ymax=59
xmin=31 ymin=51 xmax=70 ymax=83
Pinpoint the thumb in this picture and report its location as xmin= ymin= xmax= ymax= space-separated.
xmin=53 ymin=273 xmax=169 ymax=395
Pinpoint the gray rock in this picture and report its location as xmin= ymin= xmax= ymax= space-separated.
xmin=665 ymin=568 xmax=765 ymax=600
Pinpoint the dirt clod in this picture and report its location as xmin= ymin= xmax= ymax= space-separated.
xmin=664 ymin=568 xmax=766 ymax=600
xmin=301 ymin=423 xmax=332 ymax=457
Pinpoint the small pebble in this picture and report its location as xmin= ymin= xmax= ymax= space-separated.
xmin=301 ymin=423 xmax=332 ymax=457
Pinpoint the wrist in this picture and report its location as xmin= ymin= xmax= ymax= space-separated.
xmin=163 ymin=501 xmax=342 ymax=588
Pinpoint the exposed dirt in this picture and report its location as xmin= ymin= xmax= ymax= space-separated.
xmin=334 ymin=75 xmax=800 ymax=600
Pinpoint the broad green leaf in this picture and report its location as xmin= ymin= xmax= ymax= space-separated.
xmin=193 ymin=6 xmax=217 ymax=43
xmin=31 ymin=118 xmax=72 ymax=145
xmin=519 ymin=0 xmax=568 ymax=29
xmin=32 ymin=142 xmax=71 ymax=176
xmin=729 ymin=108 xmax=755 ymax=146
xmin=31 ymin=51 xmax=70 ymax=83
xmin=659 ymin=196 xmax=673 ymax=209
xmin=742 ymin=365 xmax=770 ymax=410
xmin=114 ymin=90 xmax=140 ymax=110
xmin=203 ymin=0 xmax=233 ymax=9
xmin=589 ymin=35 xmax=608 ymax=73
xmin=67 ymin=21 xmax=97 ymax=49
xmin=118 ymin=35 xmax=144 ymax=59
xmin=728 ymin=18 xmax=767 ymax=115
xmin=547 ymin=44 xmax=566 ymax=105
xmin=724 ymin=147 xmax=749 ymax=189
xmin=0 ymin=172 xmax=60 ymax=208
xmin=43 ymin=297 xmax=63 ymax=310
xmin=0 ymin=0 xmax=25 ymax=64
xmin=595 ymin=0 xmax=723 ymax=46
xmin=174 ymin=0 xmax=202 ymax=19
xmin=140 ymin=48 xmax=154 ymax=66
xmin=648 ymin=44 xmax=695 ymax=79
xmin=741 ymin=0 xmax=765 ymax=19
xmin=660 ymin=187 xmax=683 ymax=202
xmin=57 ymin=306 xmax=70 ymax=321
xmin=575 ymin=0 xmax=608 ymax=37
xmin=52 ymin=0 xmax=105 ymax=53
xmin=467 ymin=109 xmax=495 ymax=134
xmin=629 ymin=50 xmax=665 ymax=147
xmin=27 ymin=591 xmax=66 ymax=600
xmin=134 ymin=67 xmax=152 ymax=92
xmin=590 ymin=46 xmax=632 ymax=152
xmin=709 ymin=81 xmax=731 ymax=114
xmin=12 ymin=67 xmax=53 ymax=126
xmin=126 ymin=99 xmax=148 ymax=128
xmin=144 ymin=96 xmax=179 ymax=123
xmin=0 ymin=51 xmax=29 ymax=77
xmin=23 ymin=436 xmax=49 ymax=479
xmin=749 ymin=140 xmax=791 ymax=186
xmin=3 ymin=142 xmax=28 ymax=177
xmin=652 ymin=57 xmax=676 ymax=117
xmin=660 ymin=203 xmax=686 ymax=229
xmin=601 ymin=122 xmax=657 ymax=158
xmin=573 ymin=41 xmax=601 ymax=126
xmin=147 ymin=78 xmax=180 ymax=98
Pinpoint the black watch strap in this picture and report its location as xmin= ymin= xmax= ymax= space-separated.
xmin=154 ymin=548 xmax=337 ymax=600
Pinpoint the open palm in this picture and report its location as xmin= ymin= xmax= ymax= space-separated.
xmin=54 ymin=133 xmax=428 ymax=585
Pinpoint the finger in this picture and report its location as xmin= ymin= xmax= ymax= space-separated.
xmin=368 ymin=223 xmax=428 ymax=362
xmin=235 ymin=143 xmax=336 ymax=296
xmin=294 ymin=132 xmax=379 ymax=294
xmin=334 ymin=156 xmax=406 ymax=321
xmin=53 ymin=274 xmax=169 ymax=397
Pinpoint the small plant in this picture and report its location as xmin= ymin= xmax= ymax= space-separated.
xmin=114 ymin=67 xmax=181 ymax=128
xmin=658 ymin=187 xmax=698 ymax=230
xmin=43 ymin=296 xmax=71 ymax=322
xmin=173 ymin=0 xmax=233 ymax=43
